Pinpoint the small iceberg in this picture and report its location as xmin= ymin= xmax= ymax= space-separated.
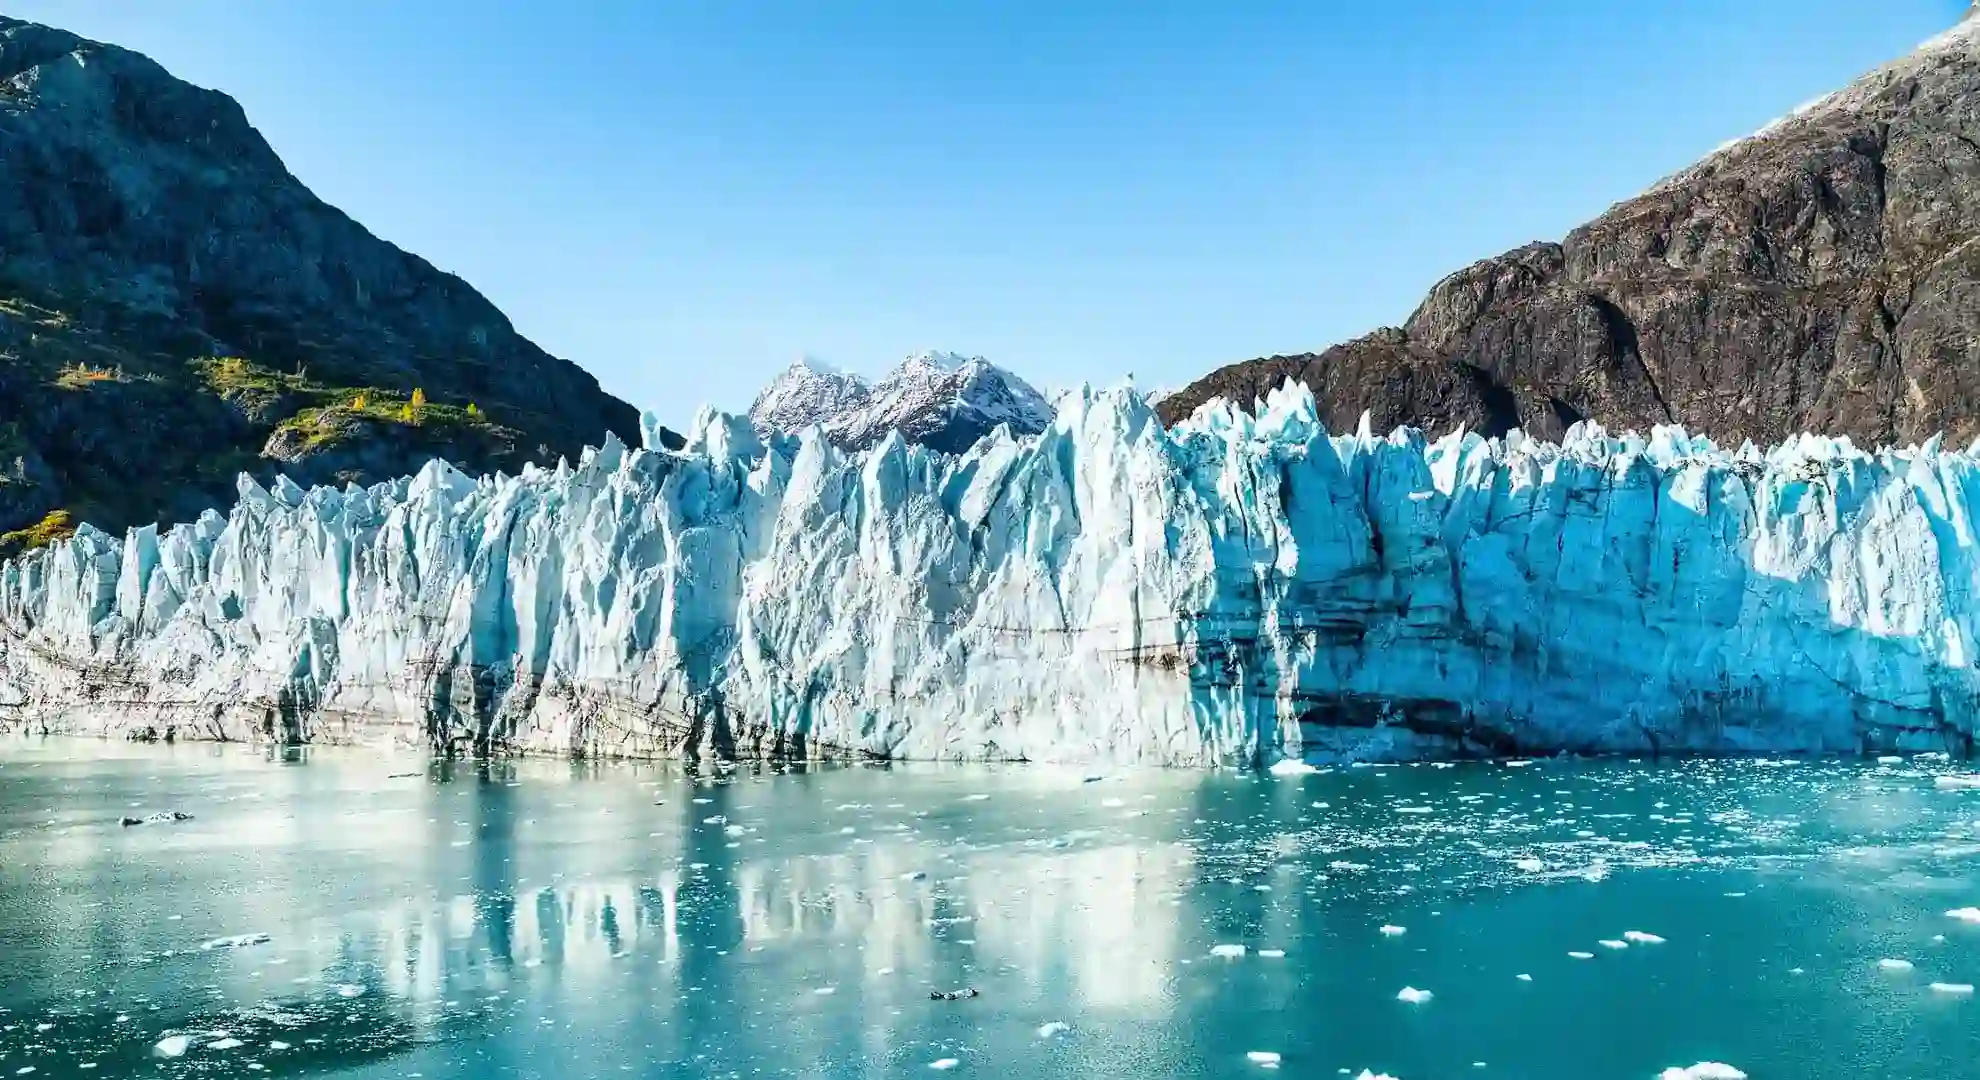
xmin=1396 ymin=986 xmax=1434 ymax=1004
xmin=1211 ymin=944 xmax=1247 ymax=958
xmin=1659 ymin=1065 xmax=1746 ymax=1080
xmin=1930 ymin=982 xmax=1975 ymax=995
xmin=1246 ymin=1051 xmax=1282 ymax=1068
xmin=200 ymin=933 xmax=270 ymax=950
xmin=1623 ymin=930 xmax=1666 ymax=944
xmin=1879 ymin=959 xmax=1915 ymax=971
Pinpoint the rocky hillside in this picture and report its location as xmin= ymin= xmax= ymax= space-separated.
xmin=0 ymin=15 xmax=650 ymax=553
xmin=1161 ymin=11 xmax=1980 ymax=448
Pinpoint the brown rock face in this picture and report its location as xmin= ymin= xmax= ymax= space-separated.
xmin=1160 ymin=22 xmax=1980 ymax=448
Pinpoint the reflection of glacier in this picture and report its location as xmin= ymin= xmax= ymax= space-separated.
xmin=6 ymin=382 xmax=1980 ymax=763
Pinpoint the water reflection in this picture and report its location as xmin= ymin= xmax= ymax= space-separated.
xmin=4 ymin=744 xmax=1980 ymax=1079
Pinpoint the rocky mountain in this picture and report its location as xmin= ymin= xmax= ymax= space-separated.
xmin=0 ymin=15 xmax=650 ymax=553
xmin=749 ymin=351 xmax=1053 ymax=453
xmin=1160 ymin=11 xmax=1980 ymax=448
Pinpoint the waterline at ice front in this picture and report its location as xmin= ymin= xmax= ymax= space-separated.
xmin=5 ymin=382 xmax=1980 ymax=765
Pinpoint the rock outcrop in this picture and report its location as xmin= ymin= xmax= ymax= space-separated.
xmin=0 ymin=15 xmax=648 ymax=544
xmin=1160 ymin=17 xmax=1980 ymax=449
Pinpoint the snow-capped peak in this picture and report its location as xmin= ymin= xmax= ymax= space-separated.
xmin=895 ymin=350 xmax=973 ymax=375
xmin=748 ymin=356 xmax=873 ymax=435
xmin=748 ymin=350 xmax=1054 ymax=454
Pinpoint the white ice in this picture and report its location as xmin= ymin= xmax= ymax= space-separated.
xmin=10 ymin=382 xmax=1980 ymax=764
xmin=1659 ymin=1065 xmax=1747 ymax=1080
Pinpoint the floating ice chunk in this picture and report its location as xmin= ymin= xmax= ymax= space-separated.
xmin=1879 ymin=959 xmax=1915 ymax=971
xmin=1379 ymin=925 xmax=1407 ymax=936
xmin=1037 ymin=1021 xmax=1069 ymax=1038
xmin=268 ymin=1042 xmax=291 ymax=1051
xmin=1598 ymin=939 xmax=1629 ymax=950
xmin=1516 ymin=973 xmax=1533 ymax=981
xmin=154 ymin=1035 xmax=193 ymax=1058
xmin=813 ymin=987 xmax=836 ymax=995
xmin=962 ymin=794 xmax=991 ymax=802
xmin=1935 ymin=775 xmax=1980 ymax=790
xmin=1931 ymin=982 xmax=1976 ymax=995
xmin=1267 ymin=759 xmax=1317 ymax=776
xmin=1353 ymin=1071 xmax=1400 ymax=1080
xmin=1659 ymin=1065 xmax=1746 ymax=1080
xmin=1259 ymin=949 xmax=1286 ymax=958
xmin=1246 ymin=1051 xmax=1282 ymax=1067
xmin=1515 ymin=858 xmax=1545 ymax=872
xmin=335 ymin=983 xmax=366 ymax=997
xmin=1396 ymin=986 xmax=1433 ymax=1004
xmin=1568 ymin=951 xmax=1595 ymax=960
xmin=207 ymin=1038 xmax=244 ymax=1051
xmin=1878 ymin=755 xmax=1903 ymax=764
xmin=1211 ymin=944 xmax=1247 ymax=958
xmin=1623 ymin=931 xmax=1666 ymax=944
xmin=929 ymin=1059 xmax=960 ymax=1071
xmin=200 ymin=933 xmax=270 ymax=950
xmin=1947 ymin=908 xmax=1980 ymax=923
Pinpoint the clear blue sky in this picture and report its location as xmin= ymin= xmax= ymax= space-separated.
xmin=8 ymin=0 xmax=1965 ymax=424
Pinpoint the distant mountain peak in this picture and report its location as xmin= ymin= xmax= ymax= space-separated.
xmin=749 ymin=350 xmax=1053 ymax=454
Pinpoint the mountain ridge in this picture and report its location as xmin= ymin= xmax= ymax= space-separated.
xmin=0 ymin=14 xmax=652 ymax=550
xmin=748 ymin=350 xmax=1054 ymax=453
xmin=1159 ymin=15 xmax=1980 ymax=450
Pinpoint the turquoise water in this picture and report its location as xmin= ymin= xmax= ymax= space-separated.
xmin=2 ymin=741 xmax=1980 ymax=1079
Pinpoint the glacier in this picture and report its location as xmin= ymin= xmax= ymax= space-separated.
xmin=4 ymin=380 xmax=1980 ymax=766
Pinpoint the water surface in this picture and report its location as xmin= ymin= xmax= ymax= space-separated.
xmin=2 ymin=739 xmax=1979 ymax=1078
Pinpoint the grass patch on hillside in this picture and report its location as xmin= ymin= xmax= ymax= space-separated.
xmin=0 ymin=509 xmax=76 ymax=557
xmin=271 ymin=387 xmax=508 ymax=453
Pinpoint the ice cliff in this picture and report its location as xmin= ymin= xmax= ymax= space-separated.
xmin=5 ymin=381 xmax=1980 ymax=765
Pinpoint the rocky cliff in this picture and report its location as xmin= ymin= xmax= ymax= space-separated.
xmin=0 ymin=15 xmax=648 ymax=550
xmin=1160 ymin=16 xmax=1980 ymax=449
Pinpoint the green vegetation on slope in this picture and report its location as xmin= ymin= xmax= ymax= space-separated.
xmin=0 ymin=291 xmax=531 ymax=541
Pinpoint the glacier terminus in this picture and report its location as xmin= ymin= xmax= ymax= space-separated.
xmin=4 ymin=381 xmax=1980 ymax=766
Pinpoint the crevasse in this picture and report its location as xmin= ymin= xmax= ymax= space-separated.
xmin=4 ymin=381 xmax=1979 ymax=765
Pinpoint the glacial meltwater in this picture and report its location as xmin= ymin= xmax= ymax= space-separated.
xmin=3 ymin=742 xmax=1980 ymax=1079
